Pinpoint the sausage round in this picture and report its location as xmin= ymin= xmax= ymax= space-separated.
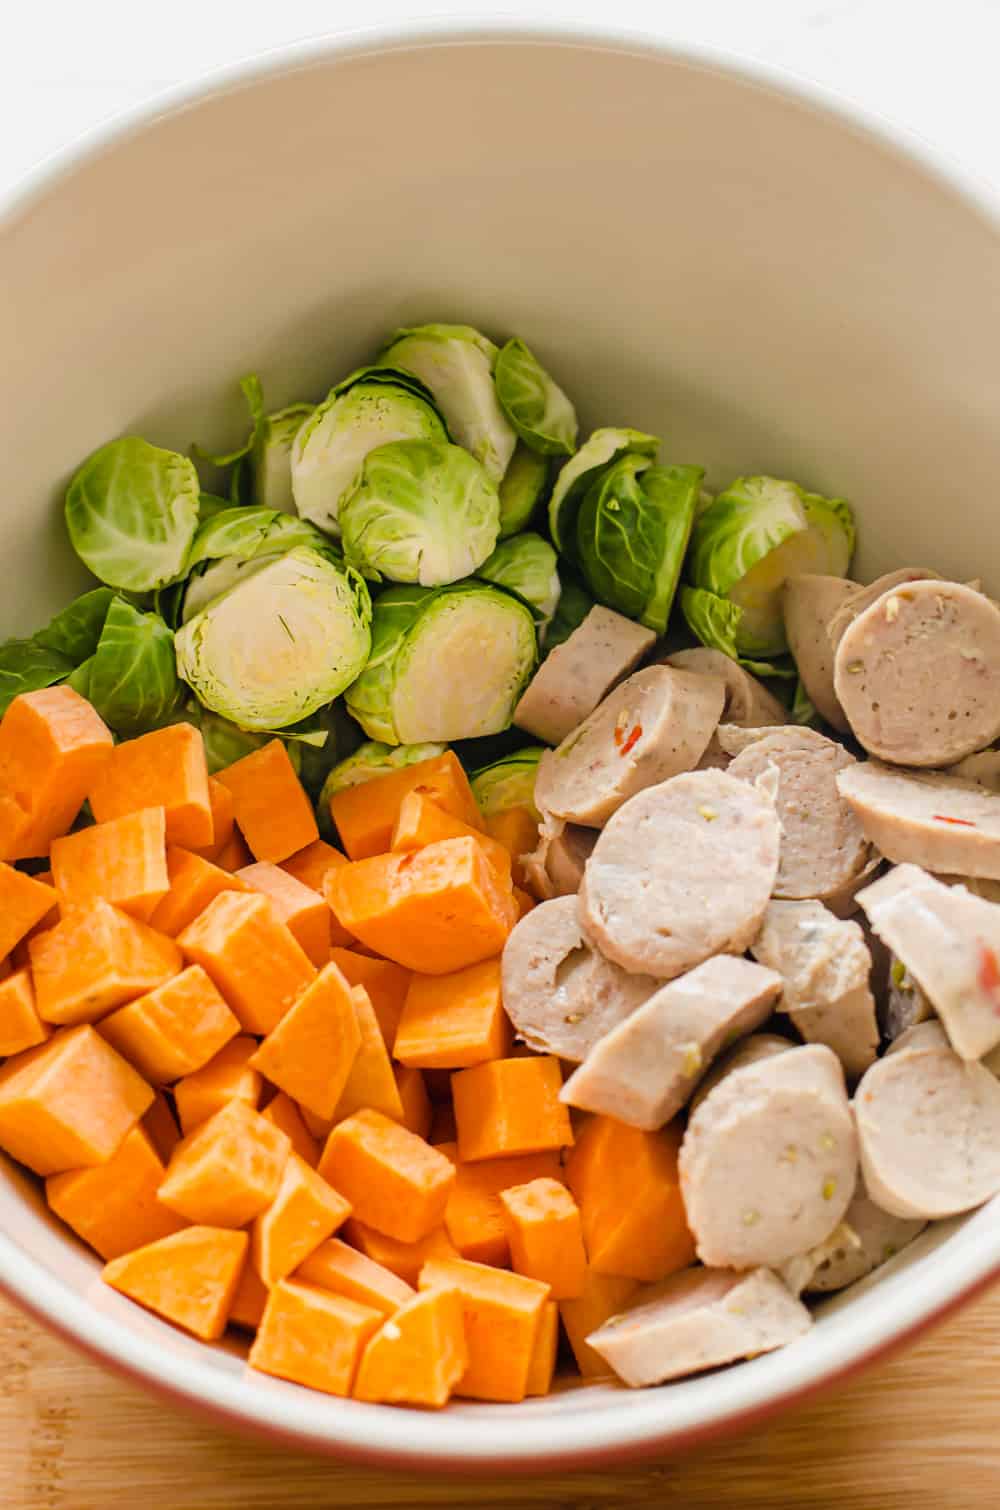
xmin=688 ymin=1033 xmax=793 ymax=1115
xmin=805 ymin=1179 xmax=926 ymax=1293
xmin=782 ymin=573 xmax=857 ymax=732
xmin=836 ymin=762 xmax=1000 ymax=879
xmin=579 ymin=768 xmax=781 ymax=978
xmin=826 ymin=566 xmax=940 ymax=650
xmin=513 ymin=605 xmax=655 ymax=746
xmin=520 ymin=811 xmax=597 ymax=901
xmin=500 ymin=895 xmax=657 ymax=1062
xmin=854 ymin=1024 xmax=1000 ymax=1218
xmin=948 ymin=748 xmax=1000 ymax=791
xmin=833 ymin=580 xmax=1000 ymax=766
xmin=534 ymin=666 xmax=726 ymax=827
xmin=679 ymin=1043 xmax=858 ymax=1267
xmin=664 ymin=648 xmax=786 ymax=727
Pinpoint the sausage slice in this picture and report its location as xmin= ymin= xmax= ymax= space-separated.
xmin=664 ymin=647 xmax=786 ymax=726
xmin=836 ymin=762 xmax=1000 ymax=878
xmin=586 ymin=1266 xmax=811 ymax=1388
xmin=579 ymin=768 xmax=781 ymax=978
xmin=688 ymin=1032 xmax=793 ymax=1115
xmin=534 ymin=666 xmax=725 ymax=827
xmin=560 ymin=955 xmax=782 ymax=1128
xmin=782 ymin=573 xmax=857 ymax=732
xmin=805 ymin=1179 xmax=926 ymax=1293
xmin=520 ymin=810 xmax=596 ymax=900
xmin=826 ymin=566 xmax=940 ymax=650
xmin=833 ymin=580 xmax=1000 ymax=766
xmin=854 ymin=1022 xmax=1000 ymax=1218
xmin=514 ymin=606 xmax=655 ymax=746
xmin=948 ymin=748 xmax=1000 ymax=791
xmin=500 ymin=895 xmax=657 ymax=1062
xmin=679 ymin=1043 xmax=857 ymax=1267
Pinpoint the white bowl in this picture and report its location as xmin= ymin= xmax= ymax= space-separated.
xmin=1 ymin=21 xmax=999 ymax=1473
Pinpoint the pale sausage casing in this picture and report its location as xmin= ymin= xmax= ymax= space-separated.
xmin=781 ymin=573 xmax=857 ymax=732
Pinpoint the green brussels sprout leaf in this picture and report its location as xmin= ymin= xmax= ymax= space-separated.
xmin=34 ymin=588 xmax=116 ymax=662
xmin=494 ymin=338 xmax=578 ymax=456
xmin=86 ymin=597 xmax=183 ymax=737
xmin=679 ymin=585 xmax=796 ymax=678
xmin=476 ymin=532 xmax=561 ymax=627
xmin=548 ymin=427 xmax=659 ymax=555
xmin=470 ymin=747 xmax=544 ymax=821
xmin=498 ymin=444 xmax=549 ymax=538
xmin=0 ymin=640 xmax=75 ymax=718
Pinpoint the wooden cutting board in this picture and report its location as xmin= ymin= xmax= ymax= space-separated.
xmin=3 ymin=1287 xmax=1000 ymax=1509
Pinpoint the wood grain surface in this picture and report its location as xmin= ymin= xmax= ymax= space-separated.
xmin=2 ymin=1288 xmax=1000 ymax=1509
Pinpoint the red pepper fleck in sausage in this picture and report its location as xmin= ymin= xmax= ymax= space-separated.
xmin=619 ymin=724 xmax=642 ymax=758
xmin=932 ymin=814 xmax=978 ymax=827
xmin=978 ymin=943 xmax=1000 ymax=1011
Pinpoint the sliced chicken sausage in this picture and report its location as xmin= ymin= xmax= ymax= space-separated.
xmin=679 ymin=1043 xmax=858 ymax=1268
xmin=806 ymin=1179 xmax=926 ymax=1293
xmin=854 ymin=1021 xmax=1000 ymax=1219
xmin=826 ymin=566 xmax=940 ymax=650
xmin=579 ymin=768 xmax=781 ymax=978
xmin=520 ymin=811 xmax=597 ymax=900
xmin=836 ymin=762 xmax=1000 ymax=878
xmin=513 ymin=605 xmax=655 ymax=746
xmin=688 ymin=1033 xmax=793 ymax=1115
xmin=782 ymin=573 xmax=857 ymax=732
xmin=587 ymin=1266 xmax=811 ymax=1388
xmin=664 ymin=647 xmax=786 ymax=727
xmin=500 ymin=895 xmax=657 ymax=1062
xmin=833 ymin=580 xmax=1000 ymax=766
xmin=534 ymin=666 xmax=725 ymax=827
xmin=560 ymin=956 xmax=782 ymax=1129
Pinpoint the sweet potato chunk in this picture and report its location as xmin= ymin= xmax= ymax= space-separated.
xmin=158 ymin=1099 xmax=290 ymax=1227
xmin=103 ymin=1226 xmax=247 ymax=1340
xmin=46 ymin=1126 xmax=186 ymax=1260
xmin=248 ymin=1281 xmax=381 ymax=1395
xmin=88 ymin=723 xmax=213 ymax=849
xmin=0 ymin=686 xmax=113 ymax=861
xmin=216 ymin=740 xmax=317 ymax=863
xmin=178 ymin=891 xmax=315 ymax=1035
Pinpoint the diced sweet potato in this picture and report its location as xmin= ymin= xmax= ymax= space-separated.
xmin=0 ymin=686 xmax=113 ymax=861
xmin=328 ymin=948 xmax=410 ymax=1049
xmin=249 ymin=962 xmax=360 ymax=1121
xmin=46 ymin=1126 xmax=186 ymax=1260
xmin=0 ymin=863 xmax=58 ymax=960
xmin=228 ymin=1258 xmax=269 ymax=1331
xmin=248 ymin=1281 xmax=381 ymax=1395
xmin=178 ymin=891 xmax=315 ymax=1035
xmin=320 ymin=1110 xmax=454 ymax=1244
xmin=282 ymin=840 xmax=354 ymax=948
xmin=173 ymin=1035 xmax=262 ymax=1134
xmin=499 ymin=1177 xmax=586 ymax=1300
xmin=391 ymin=790 xmax=511 ymax=883
xmin=88 ymin=724 xmax=213 ymax=850
xmin=393 ymin=957 xmax=511 ymax=1069
xmin=559 ymin=1267 xmax=638 ymax=1378
xmin=429 ymin=1102 xmax=457 ymax=1146
xmin=216 ymin=740 xmax=318 ymax=863
xmin=485 ymin=807 xmax=539 ymax=889
xmin=452 ymin=1056 xmax=573 ymax=1162
xmin=158 ymin=1099 xmax=290 ymax=1227
xmin=331 ymin=987 xmax=404 ymax=1123
xmin=438 ymin=1145 xmax=564 ymax=1267
xmin=329 ymin=751 xmax=482 ymax=861
xmin=296 ymin=1237 xmax=414 ymax=1316
xmin=50 ymin=807 xmax=170 ymax=922
xmin=325 ymin=837 xmax=516 ymax=975
xmin=525 ymin=1299 xmax=558 ymax=1397
xmin=353 ymin=1285 xmax=467 ymax=1408
xmin=419 ymin=1255 xmax=549 ymax=1403
xmin=0 ymin=969 xmax=49 ymax=1056
xmin=260 ymin=1092 xmax=320 ymax=1168
xmin=103 ymin=1226 xmax=247 ymax=1341
xmin=30 ymin=900 xmax=182 ymax=1027
xmin=342 ymin=1221 xmax=459 ymax=1288
xmin=214 ymin=832 xmax=252 ymax=873
xmin=237 ymin=861 xmax=330 ymax=968
xmin=147 ymin=847 xmax=249 ymax=938
xmin=251 ymin=1153 xmax=352 ymax=1286
xmin=394 ymin=1065 xmax=431 ymax=1140
xmin=189 ymin=777 xmax=236 ymax=862
xmin=0 ymin=1025 xmax=153 ymax=1174
xmin=142 ymin=1089 xmax=181 ymax=1163
xmin=99 ymin=965 xmax=239 ymax=1085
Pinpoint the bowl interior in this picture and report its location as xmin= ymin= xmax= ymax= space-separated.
xmin=1 ymin=27 xmax=999 ymax=1467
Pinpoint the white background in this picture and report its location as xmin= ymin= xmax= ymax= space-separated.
xmin=2 ymin=1 xmax=999 ymax=197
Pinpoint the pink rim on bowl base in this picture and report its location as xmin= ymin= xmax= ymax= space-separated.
xmin=1 ymin=20 xmax=1000 ymax=1471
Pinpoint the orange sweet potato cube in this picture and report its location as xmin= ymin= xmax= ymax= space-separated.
xmin=228 ymin=1258 xmax=269 ymax=1331
xmin=173 ymin=1035 xmax=262 ymax=1135
xmin=88 ymin=723 xmax=213 ymax=850
xmin=353 ymin=1285 xmax=468 ymax=1408
xmin=142 ymin=1088 xmax=181 ymax=1163
xmin=559 ymin=1267 xmax=638 ymax=1378
xmin=438 ymin=1145 xmax=564 ymax=1268
xmin=391 ymin=789 xmax=511 ymax=883
xmin=525 ymin=1300 xmax=559 ymax=1397
xmin=0 ymin=969 xmax=49 ymax=1056
xmin=419 ymin=1255 xmax=549 ymax=1403
xmin=216 ymin=740 xmax=318 ymax=863
xmin=281 ymin=840 xmax=354 ymax=948
xmin=485 ymin=806 xmax=539 ymax=889
xmin=394 ymin=1065 xmax=432 ymax=1140
xmin=249 ymin=962 xmax=360 ymax=1121
xmin=99 ymin=965 xmax=240 ymax=1085
xmin=248 ymin=1281 xmax=381 ymax=1396
xmin=178 ymin=891 xmax=315 ymax=1035
xmin=50 ymin=807 xmax=170 ymax=922
xmin=325 ymin=837 xmax=516 ymax=975
xmin=0 ymin=862 xmax=58 ymax=959
xmin=237 ymin=861 xmax=330 ymax=968
xmin=189 ymin=777 xmax=236 ymax=861
xmin=214 ymin=831 xmax=252 ymax=873
xmin=342 ymin=1220 xmax=459 ymax=1288
xmin=260 ymin=1092 xmax=320 ymax=1168
xmin=565 ymin=1115 xmax=695 ymax=1283
xmin=296 ymin=1237 xmax=414 ymax=1316
xmin=0 ymin=686 xmax=113 ymax=861
xmin=328 ymin=948 xmax=410 ymax=1048
xmin=158 ymin=1099 xmax=290 ymax=1227
xmin=319 ymin=1109 xmax=454 ymax=1244
xmin=251 ymin=1153 xmax=352 ymax=1286
xmin=46 ymin=1125 xmax=187 ymax=1260
xmin=30 ymin=899 xmax=182 ymax=1027
xmin=0 ymin=1025 xmax=153 ymax=1174
xmin=452 ymin=1056 xmax=573 ymax=1162
xmin=499 ymin=1177 xmax=587 ymax=1300
xmin=393 ymin=957 xmax=511 ymax=1069
xmin=147 ymin=847 xmax=249 ymax=938
xmin=329 ymin=751 xmax=482 ymax=861
xmin=103 ymin=1226 xmax=247 ymax=1341
xmin=331 ymin=986 xmax=404 ymax=1123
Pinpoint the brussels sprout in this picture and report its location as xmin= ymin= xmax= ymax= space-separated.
xmin=379 ymin=325 xmax=517 ymax=483
xmin=494 ymin=339 xmax=577 ymax=456
xmin=542 ymin=574 xmax=594 ymax=653
xmin=0 ymin=640 xmax=74 ymax=717
xmin=179 ymin=506 xmax=331 ymax=623
xmin=291 ymin=367 xmax=445 ymax=536
xmin=175 ymin=547 xmax=372 ymax=731
xmin=65 ymin=437 xmax=200 ymax=592
xmin=686 ymin=477 xmax=855 ymax=658
xmin=345 ymin=581 xmax=536 ymax=745
xmin=470 ymin=747 xmax=544 ymax=821
xmin=476 ymin=532 xmax=561 ymax=628
xmin=498 ymin=444 xmax=549 ymax=538
xmin=35 ymin=588 xmax=116 ymax=662
xmin=340 ymin=440 xmax=500 ymax=587
xmin=678 ymin=586 xmax=796 ymax=679
xmin=575 ymin=459 xmax=703 ymax=633
xmin=548 ymin=427 xmax=659 ymax=555
xmin=82 ymin=597 xmax=182 ymax=737
xmin=320 ymin=739 xmax=447 ymax=812
xmin=252 ymin=404 xmax=314 ymax=512
xmin=186 ymin=706 xmax=273 ymax=772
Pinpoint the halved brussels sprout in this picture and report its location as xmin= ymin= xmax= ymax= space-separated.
xmin=494 ymin=339 xmax=577 ymax=456
xmin=252 ymin=403 xmax=314 ymax=512
xmin=379 ymin=325 xmax=517 ymax=483
xmin=292 ymin=366 xmax=445 ymax=536
xmin=548 ymin=427 xmax=659 ymax=555
xmin=345 ymin=581 xmax=537 ymax=745
xmin=319 ymin=739 xmax=448 ymax=813
xmin=541 ymin=574 xmax=594 ymax=653
xmin=476 ymin=532 xmax=561 ymax=628
xmin=498 ymin=444 xmax=550 ymax=538
xmin=179 ymin=506 xmax=330 ymax=623
xmin=576 ymin=459 xmax=703 ymax=633
xmin=65 ymin=437 xmax=201 ymax=592
xmin=175 ymin=547 xmax=372 ymax=730
xmin=470 ymin=747 xmax=544 ymax=821
xmin=340 ymin=439 xmax=500 ymax=587
xmin=678 ymin=586 xmax=796 ymax=679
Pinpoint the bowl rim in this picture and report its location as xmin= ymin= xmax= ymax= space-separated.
xmin=3 ymin=16 xmax=1000 ymax=1472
